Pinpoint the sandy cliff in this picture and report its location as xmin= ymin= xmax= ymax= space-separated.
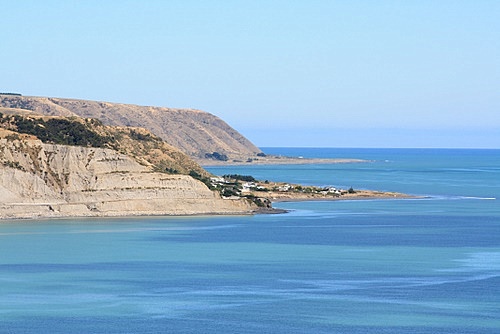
xmin=0 ymin=132 xmax=255 ymax=219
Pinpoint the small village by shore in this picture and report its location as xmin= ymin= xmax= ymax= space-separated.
xmin=210 ymin=174 xmax=416 ymax=209
xmin=0 ymin=95 xmax=417 ymax=220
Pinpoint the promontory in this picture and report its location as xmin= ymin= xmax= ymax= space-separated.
xmin=0 ymin=106 xmax=257 ymax=219
xmin=0 ymin=94 xmax=412 ymax=220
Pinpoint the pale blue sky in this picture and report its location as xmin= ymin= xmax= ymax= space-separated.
xmin=2 ymin=0 xmax=499 ymax=148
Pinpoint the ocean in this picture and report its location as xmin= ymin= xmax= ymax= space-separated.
xmin=0 ymin=148 xmax=499 ymax=333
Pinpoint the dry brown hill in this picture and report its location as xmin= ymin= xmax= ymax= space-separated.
xmin=0 ymin=95 xmax=262 ymax=161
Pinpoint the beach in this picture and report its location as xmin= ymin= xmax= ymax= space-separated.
xmin=265 ymin=189 xmax=418 ymax=202
xmin=198 ymin=155 xmax=369 ymax=166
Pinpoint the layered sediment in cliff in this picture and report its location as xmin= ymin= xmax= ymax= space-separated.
xmin=0 ymin=130 xmax=255 ymax=219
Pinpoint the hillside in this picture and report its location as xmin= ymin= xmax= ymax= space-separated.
xmin=0 ymin=95 xmax=262 ymax=161
xmin=0 ymin=110 xmax=208 ymax=177
xmin=0 ymin=113 xmax=257 ymax=219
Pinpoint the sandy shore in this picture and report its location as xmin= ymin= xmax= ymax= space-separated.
xmin=0 ymin=191 xmax=419 ymax=221
xmin=198 ymin=156 xmax=369 ymax=166
xmin=246 ymin=190 xmax=421 ymax=215
xmin=267 ymin=190 xmax=419 ymax=202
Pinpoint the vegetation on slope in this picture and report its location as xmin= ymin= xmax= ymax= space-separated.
xmin=0 ymin=113 xmax=112 ymax=147
xmin=0 ymin=95 xmax=262 ymax=159
xmin=0 ymin=112 xmax=208 ymax=177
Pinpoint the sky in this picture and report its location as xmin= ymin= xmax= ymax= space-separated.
xmin=1 ymin=0 xmax=499 ymax=148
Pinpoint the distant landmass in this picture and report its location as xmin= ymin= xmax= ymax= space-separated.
xmin=0 ymin=95 xmax=262 ymax=162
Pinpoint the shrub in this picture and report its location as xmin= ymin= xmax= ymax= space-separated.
xmin=223 ymin=174 xmax=256 ymax=182
xmin=189 ymin=170 xmax=214 ymax=190
xmin=0 ymin=115 xmax=112 ymax=148
xmin=129 ymin=129 xmax=155 ymax=141
xmin=205 ymin=151 xmax=228 ymax=161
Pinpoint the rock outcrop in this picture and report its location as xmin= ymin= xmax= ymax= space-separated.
xmin=0 ymin=132 xmax=256 ymax=219
xmin=0 ymin=95 xmax=262 ymax=160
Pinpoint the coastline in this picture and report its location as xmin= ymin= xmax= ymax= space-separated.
xmin=0 ymin=202 xmax=258 ymax=221
xmin=260 ymin=189 xmax=420 ymax=203
xmin=251 ymin=190 xmax=420 ymax=215
xmin=198 ymin=156 xmax=369 ymax=166
xmin=0 ymin=191 xmax=419 ymax=221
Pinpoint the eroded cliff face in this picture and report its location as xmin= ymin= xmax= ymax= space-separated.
xmin=0 ymin=95 xmax=262 ymax=160
xmin=0 ymin=136 xmax=255 ymax=219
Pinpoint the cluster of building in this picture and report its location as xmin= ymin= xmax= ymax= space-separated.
xmin=210 ymin=176 xmax=346 ymax=197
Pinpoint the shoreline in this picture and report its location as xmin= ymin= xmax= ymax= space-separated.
xmin=252 ymin=191 xmax=421 ymax=215
xmin=0 ymin=204 xmax=257 ymax=221
xmin=0 ymin=192 xmax=419 ymax=221
xmin=260 ymin=190 xmax=420 ymax=204
xmin=198 ymin=156 xmax=370 ymax=167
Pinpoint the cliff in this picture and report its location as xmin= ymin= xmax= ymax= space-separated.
xmin=0 ymin=113 xmax=257 ymax=219
xmin=0 ymin=95 xmax=262 ymax=161
xmin=0 ymin=132 xmax=255 ymax=219
xmin=0 ymin=109 xmax=208 ymax=177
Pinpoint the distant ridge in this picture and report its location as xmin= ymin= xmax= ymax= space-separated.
xmin=0 ymin=95 xmax=262 ymax=161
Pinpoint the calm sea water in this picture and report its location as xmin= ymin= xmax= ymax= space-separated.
xmin=1 ymin=148 xmax=499 ymax=333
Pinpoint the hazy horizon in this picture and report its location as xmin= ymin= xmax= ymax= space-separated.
xmin=2 ymin=1 xmax=499 ymax=149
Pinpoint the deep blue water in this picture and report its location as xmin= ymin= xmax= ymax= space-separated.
xmin=1 ymin=148 xmax=499 ymax=333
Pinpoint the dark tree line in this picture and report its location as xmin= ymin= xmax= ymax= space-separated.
xmin=0 ymin=92 xmax=22 ymax=96
xmin=223 ymin=174 xmax=256 ymax=182
xmin=0 ymin=114 xmax=112 ymax=148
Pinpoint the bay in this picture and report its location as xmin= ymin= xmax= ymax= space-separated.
xmin=0 ymin=148 xmax=499 ymax=333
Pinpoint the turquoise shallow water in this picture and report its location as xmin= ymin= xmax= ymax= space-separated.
xmin=1 ymin=148 xmax=499 ymax=333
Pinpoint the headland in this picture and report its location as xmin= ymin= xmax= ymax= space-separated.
xmin=0 ymin=95 xmax=414 ymax=221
